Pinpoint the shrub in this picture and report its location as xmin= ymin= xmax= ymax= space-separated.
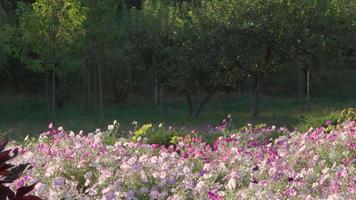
xmin=0 ymin=138 xmax=41 ymax=200
xmin=131 ymin=123 xmax=185 ymax=145
xmin=298 ymin=108 xmax=356 ymax=131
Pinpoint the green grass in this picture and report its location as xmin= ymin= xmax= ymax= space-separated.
xmin=0 ymin=93 xmax=355 ymax=140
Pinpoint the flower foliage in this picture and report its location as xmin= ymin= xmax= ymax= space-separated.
xmin=10 ymin=120 xmax=356 ymax=199
xmin=0 ymin=138 xmax=41 ymax=200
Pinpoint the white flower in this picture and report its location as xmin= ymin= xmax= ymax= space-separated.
xmin=226 ymin=178 xmax=236 ymax=190
xmin=45 ymin=165 xmax=56 ymax=177
xmin=35 ymin=183 xmax=47 ymax=194
xmin=327 ymin=194 xmax=342 ymax=200
xmin=322 ymin=167 xmax=329 ymax=174
xmin=108 ymin=125 xmax=114 ymax=131
xmin=85 ymin=179 xmax=91 ymax=187
xmin=69 ymin=131 xmax=75 ymax=137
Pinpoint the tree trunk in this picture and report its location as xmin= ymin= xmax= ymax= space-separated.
xmin=252 ymin=76 xmax=263 ymax=118
xmin=93 ymin=64 xmax=97 ymax=112
xmin=298 ymin=69 xmax=304 ymax=110
xmin=194 ymin=91 xmax=215 ymax=118
xmin=154 ymin=78 xmax=158 ymax=107
xmin=51 ymin=67 xmax=56 ymax=120
xmin=160 ymin=86 xmax=163 ymax=112
xmin=97 ymin=61 xmax=104 ymax=119
xmin=87 ymin=67 xmax=91 ymax=107
xmin=305 ymin=68 xmax=311 ymax=111
xmin=185 ymin=90 xmax=193 ymax=116
xmin=45 ymin=71 xmax=50 ymax=111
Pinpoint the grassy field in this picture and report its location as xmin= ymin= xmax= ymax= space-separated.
xmin=1 ymin=93 xmax=355 ymax=140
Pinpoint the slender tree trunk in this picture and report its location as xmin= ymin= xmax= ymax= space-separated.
xmin=185 ymin=90 xmax=193 ymax=116
xmin=45 ymin=71 xmax=50 ymax=111
xmin=298 ymin=69 xmax=304 ymax=110
xmin=252 ymin=76 xmax=263 ymax=118
xmin=51 ymin=67 xmax=56 ymax=120
xmin=194 ymin=91 xmax=216 ymax=118
xmin=160 ymin=86 xmax=163 ymax=112
xmin=98 ymin=63 xmax=104 ymax=119
xmin=154 ymin=78 xmax=158 ymax=107
xmin=87 ymin=67 xmax=91 ymax=107
xmin=305 ymin=68 xmax=311 ymax=111
xmin=93 ymin=64 xmax=97 ymax=112
xmin=94 ymin=43 xmax=103 ymax=119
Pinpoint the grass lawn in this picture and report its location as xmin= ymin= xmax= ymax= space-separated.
xmin=0 ymin=93 xmax=355 ymax=140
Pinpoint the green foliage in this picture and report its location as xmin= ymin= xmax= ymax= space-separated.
xmin=17 ymin=0 xmax=86 ymax=72
xmin=62 ymin=165 xmax=99 ymax=193
xmin=131 ymin=123 xmax=184 ymax=145
xmin=0 ymin=0 xmax=355 ymax=125
xmin=101 ymin=121 xmax=122 ymax=146
xmin=82 ymin=0 xmax=119 ymax=67
xmin=298 ymin=108 xmax=356 ymax=131
xmin=0 ymin=22 xmax=13 ymax=68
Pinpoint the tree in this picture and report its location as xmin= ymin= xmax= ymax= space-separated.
xmin=174 ymin=0 xmax=244 ymax=117
xmin=81 ymin=0 xmax=119 ymax=119
xmin=286 ymin=0 xmax=356 ymax=110
xmin=17 ymin=0 xmax=86 ymax=119
xmin=126 ymin=0 xmax=245 ymax=117
xmin=0 ymin=22 xmax=13 ymax=69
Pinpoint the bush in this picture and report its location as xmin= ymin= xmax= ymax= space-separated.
xmin=298 ymin=108 xmax=356 ymax=131
xmin=131 ymin=123 xmax=185 ymax=145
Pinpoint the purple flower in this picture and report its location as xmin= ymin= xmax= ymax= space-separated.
xmin=285 ymin=188 xmax=297 ymax=197
xmin=53 ymin=177 xmax=65 ymax=187
xmin=324 ymin=120 xmax=333 ymax=126
xmin=287 ymin=177 xmax=294 ymax=182
xmin=199 ymin=170 xmax=207 ymax=176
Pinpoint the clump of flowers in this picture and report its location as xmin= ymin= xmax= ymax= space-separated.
xmin=9 ymin=118 xmax=356 ymax=199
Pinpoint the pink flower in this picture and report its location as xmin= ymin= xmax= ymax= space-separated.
xmin=208 ymin=191 xmax=222 ymax=200
xmin=104 ymin=192 xmax=115 ymax=200
xmin=330 ymin=180 xmax=340 ymax=193
xmin=324 ymin=120 xmax=333 ymax=126
xmin=285 ymin=188 xmax=297 ymax=197
xmin=309 ymin=128 xmax=324 ymax=141
xmin=347 ymin=142 xmax=356 ymax=150
xmin=48 ymin=123 xmax=54 ymax=129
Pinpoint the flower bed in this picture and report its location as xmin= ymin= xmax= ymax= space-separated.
xmin=9 ymin=121 xmax=356 ymax=199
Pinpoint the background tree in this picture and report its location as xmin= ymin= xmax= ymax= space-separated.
xmin=81 ymin=0 xmax=119 ymax=120
xmin=286 ymin=0 xmax=356 ymax=110
xmin=0 ymin=22 xmax=13 ymax=69
xmin=17 ymin=0 xmax=86 ymax=119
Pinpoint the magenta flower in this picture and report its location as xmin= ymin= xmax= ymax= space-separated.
xmin=324 ymin=120 xmax=333 ymax=126
xmin=208 ymin=191 xmax=222 ymax=200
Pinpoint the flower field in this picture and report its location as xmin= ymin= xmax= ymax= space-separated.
xmin=7 ymin=118 xmax=356 ymax=199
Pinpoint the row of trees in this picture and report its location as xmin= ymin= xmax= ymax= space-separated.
xmin=0 ymin=0 xmax=355 ymax=119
